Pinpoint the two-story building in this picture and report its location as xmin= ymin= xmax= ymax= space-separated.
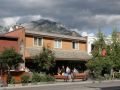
xmin=0 ymin=36 xmax=19 ymax=52
xmin=0 ymin=35 xmax=23 ymax=82
xmin=4 ymin=26 xmax=91 ymax=73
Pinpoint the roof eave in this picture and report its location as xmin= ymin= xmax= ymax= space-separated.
xmin=25 ymin=32 xmax=86 ymax=42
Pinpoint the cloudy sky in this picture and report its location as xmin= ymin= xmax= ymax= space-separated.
xmin=0 ymin=0 xmax=120 ymax=35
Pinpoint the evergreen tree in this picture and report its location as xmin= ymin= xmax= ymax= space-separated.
xmin=110 ymin=29 xmax=120 ymax=70
xmin=87 ymin=31 xmax=112 ymax=78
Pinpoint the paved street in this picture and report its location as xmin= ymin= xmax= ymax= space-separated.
xmin=1 ymin=80 xmax=120 ymax=90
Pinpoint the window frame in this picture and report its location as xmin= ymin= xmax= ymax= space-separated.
xmin=33 ymin=37 xmax=43 ymax=47
xmin=72 ymin=41 xmax=79 ymax=50
xmin=54 ymin=39 xmax=62 ymax=48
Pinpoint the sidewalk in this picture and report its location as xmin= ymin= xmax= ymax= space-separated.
xmin=0 ymin=79 xmax=120 ymax=89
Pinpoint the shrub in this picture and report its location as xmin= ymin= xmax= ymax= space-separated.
xmin=104 ymin=74 xmax=109 ymax=80
xmin=31 ymin=73 xmax=55 ymax=82
xmin=46 ymin=75 xmax=55 ymax=82
xmin=7 ymin=75 xmax=12 ymax=84
xmin=7 ymin=76 xmax=15 ymax=84
xmin=39 ymin=73 xmax=47 ymax=82
xmin=21 ymin=75 xmax=30 ymax=83
xmin=114 ymin=72 xmax=120 ymax=79
xmin=31 ymin=73 xmax=41 ymax=83
xmin=9 ymin=77 xmax=15 ymax=84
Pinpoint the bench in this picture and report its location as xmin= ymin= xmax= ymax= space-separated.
xmin=54 ymin=72 xmax=88 ymax=82
xmin=54 ymin=75 xmax=68 ymax=82
xmin=73 ymin=73 xmax=87 ymax=81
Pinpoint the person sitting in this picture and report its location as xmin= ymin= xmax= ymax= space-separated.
xmin=57 ymin=67 xmax=62 ymax=75
xmin=71 ymin=68 xmax=78 ymax=81
xmin=73 ymin=68 xmax=79 ymax=74
xmin=61 ymin=66 xmax=65 ymax=75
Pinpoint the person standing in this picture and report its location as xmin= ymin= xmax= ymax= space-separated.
xmin=66 ymin=66 xmax=71 ymax=80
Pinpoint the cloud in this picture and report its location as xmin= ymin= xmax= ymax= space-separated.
xmin=0 ymin=0 xmax=120 ymax=34
xmin=19 ymin=0 xmax=60 ymax=8
xmin=81 ymin=31 xmax=95 ymax=37
xmin=75 ymin=15 xmax=120 ymax=29
xmin=0 ymin=15 xmax=57 ymax=26
xmin=81 ymin=32 xmax=88 ymax=37
xmin=2 ymin=17 xmax=20 ymax=26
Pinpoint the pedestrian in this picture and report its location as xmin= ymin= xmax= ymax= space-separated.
xmin=66 ymin=66 xmax=71 ymax=80
xmin=66 ymin=66 xmax=70 ymax=74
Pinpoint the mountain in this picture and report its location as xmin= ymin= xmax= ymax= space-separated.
xmin=0 ymin=26 xmax=8 ymax=34
xmin=23 ymin=19 xmax=81 ymax=37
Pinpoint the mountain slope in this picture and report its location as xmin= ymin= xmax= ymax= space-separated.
xmin=24 ymin=19 xmax=80 ymax=37
xmin=0 ymin=26 xmax=8 ymax=34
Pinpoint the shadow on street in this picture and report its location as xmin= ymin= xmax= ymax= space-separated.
xmin=101 ymin=86 xmax=120 ymax=90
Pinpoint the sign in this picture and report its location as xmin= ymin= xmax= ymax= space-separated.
xmin=101 ymin=48 xmax=107 ymax=57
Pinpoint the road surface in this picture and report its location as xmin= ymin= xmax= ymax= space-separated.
xmin=1 ymin=81 xmax=120 ymax=90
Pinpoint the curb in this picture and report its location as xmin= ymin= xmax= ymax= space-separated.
xmin=1 ymin=80 xmax=120 ymax=89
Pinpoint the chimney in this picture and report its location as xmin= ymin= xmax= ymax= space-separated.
xmin=9 ymin=27 xmax=14 ymax=32
xmin=14 ymin=24 xmax=23 ymax=30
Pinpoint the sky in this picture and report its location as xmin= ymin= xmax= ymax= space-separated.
xmin=0 ymin=0 xmax=120 ymax=36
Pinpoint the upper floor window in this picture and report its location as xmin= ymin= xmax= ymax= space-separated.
xmin=72 ymin=41 xmax=79 ymax=50
xmin=34 ymin=37 xmax=42 ymax=46
xmin=54 ymin=39 xmax=62 ymax=48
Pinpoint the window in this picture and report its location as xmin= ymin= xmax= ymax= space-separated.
xmin=38 ymin=38 xmax=42 ymax=46
xmin=34 ymin=37 xmax=42 ymax=46
xmin=72 ymin=41 xmax=79 ymax=50
xmin=54 ymin=39 xmax=62 ymax=48
xmin=34 ymin=37 xmax=38 ymax=46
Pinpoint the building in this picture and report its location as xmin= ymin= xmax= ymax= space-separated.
xmin=0 ymin=35 xmax=25 ymax=82
xmin=87 ymin=36 xmax=97 ymax=55
xmin=87 ymin=35 xmax=112 ymax=55
xmin=0 ymin=36 xmax=19 ymax=52
xmin=4 ymin=26 xmax=91 ymax=73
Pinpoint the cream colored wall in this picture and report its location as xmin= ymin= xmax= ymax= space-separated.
xmin=43 ymin=37 xmax=54 ymax=48
xmin=25 ymin=36 xmax=33 ymax=47
xmin=25 ymin=36 xmax=87 ymax=51
xmin=62 ymin=40 xmax=72 ymax=50
xmin=79 ymin=42 xmax=87 ymax=51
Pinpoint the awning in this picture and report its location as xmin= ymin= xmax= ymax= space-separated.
xmin=25 ymin=47 xmax=91 ymax=61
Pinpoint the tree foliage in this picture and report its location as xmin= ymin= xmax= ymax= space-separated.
xmin=34 ymin=47 xmax=56 ymax=74
xmin=86 ymin=31 xmax=112 ymax=78
xmin=0 ymin=48 xmax=22 ymax=69
xmin=87 ymin=28 xmax=120 ymax=79
xmin=109 ymin=29 xmax=120 ymax=70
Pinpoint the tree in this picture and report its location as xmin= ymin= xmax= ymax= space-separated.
xmin=34 ymin=47 xmax=56 ymax=74
xmin=92 ymin=31 xmax=106 ymax=58
xmin=0 ymin=48 xmax=22 ymax=70
xmin=0 ymin=48 xmax=22 ymax=83
xmin=109 ymin=29 xmax=120 ymax=70
xmin=86 ymin=31 xmax=112 ymax=78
